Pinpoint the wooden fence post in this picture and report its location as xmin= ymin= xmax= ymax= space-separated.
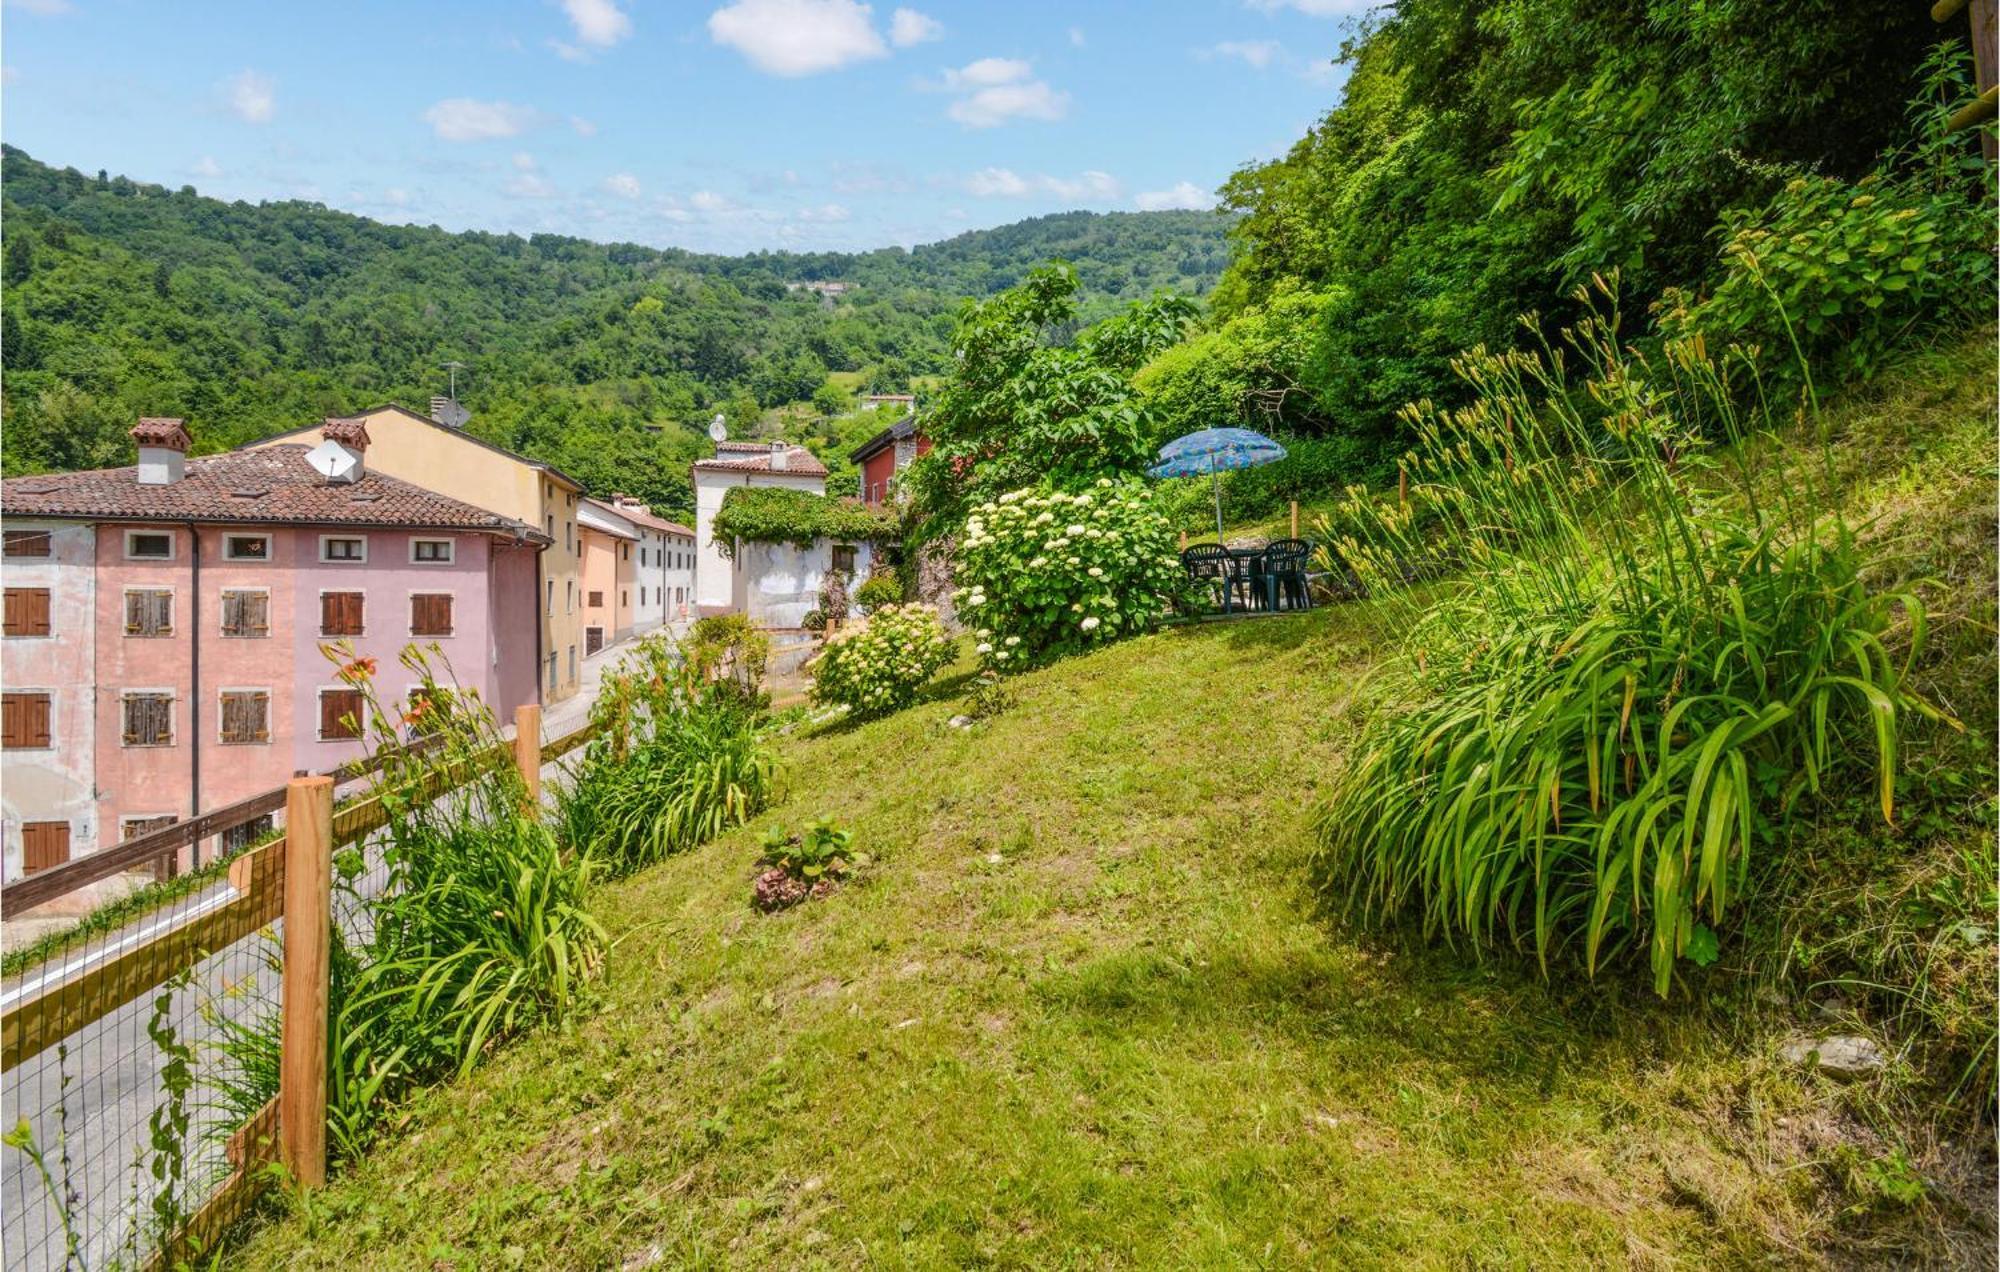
xmin=515 ymin=704 xmax=542 ymax=816
xmin=280 ymin=775 xmax=333 ymax=1190
xmin=1289 ymin=501 xmax=1299 ymax=539
xmin=1179 ymin=529 xmax=1188 ymax=552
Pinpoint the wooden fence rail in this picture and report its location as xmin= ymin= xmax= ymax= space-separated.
xmin=2 ymin=707 xmax=600 ymax=1262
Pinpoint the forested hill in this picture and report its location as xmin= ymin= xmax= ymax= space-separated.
xmin=0 ymin=147 xmax=1230 ymax=511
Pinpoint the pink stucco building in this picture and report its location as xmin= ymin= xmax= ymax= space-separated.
xmin=1 ymin=418 xmax=548 ymax=889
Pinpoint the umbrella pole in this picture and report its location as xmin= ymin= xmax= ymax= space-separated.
xmin=1211 ymin=465 xmax=1224 ymax=544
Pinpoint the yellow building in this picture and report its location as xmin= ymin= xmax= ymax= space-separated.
xmin=245 ymin=405 xmax=589 ymax=702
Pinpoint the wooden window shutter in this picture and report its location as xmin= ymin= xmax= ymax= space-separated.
xmin=22 ymin=822 xmax=70 ymax=874
xmin=322 ymin=592 xmax=364 ymax=636
xmin=246 ymin=591 xmax=269 ymax=635
xmin=321 ymin=689 xmax=362 ymax=740
xmin=4 ymin=693 xmax=51 ymax=749
xmin=411 ymin=594 xmax=452 ymax=636
xmin=221 ymin=691 xmax=269 ymax=744
xmin=4 ymin=588 xmax=51 ymax=637
xmin=126 ymin=590 xmax=171 ymax=636
xmin=221 ymin=590 xmax=242 ymax=635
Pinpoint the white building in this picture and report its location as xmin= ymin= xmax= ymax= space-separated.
xmin=604 ymin=495 xmax=695 ymax=631
xmin=2 ymin=520 xmax=99 ymax=894
xmin=690 ymin=440 xmax=879 ymax=628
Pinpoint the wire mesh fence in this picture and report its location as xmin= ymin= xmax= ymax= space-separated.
xmin=2 ymin=877 xmax=281 ymax=1272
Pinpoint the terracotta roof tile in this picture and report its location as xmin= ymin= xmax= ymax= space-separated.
xmin=321 ymin=416 xmax=371 ymax=448
xmin=691 ymin=446 xmax=830 ymax=478
xmin=605 ymin=501 xmax=694 ymax=537
xmin=1 ymin=446 xmax=550 ymax=540
xmin=131 ymin=418 xmax=192 ymax=450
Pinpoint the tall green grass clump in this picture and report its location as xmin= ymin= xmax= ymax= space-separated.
xmin=1312 ymin=280 xmax=1950 ymax=994
xmin=555 ymin=633 xmax=778 ymax=876
xmin=210 ymin=645 xmax=604 ymax=1160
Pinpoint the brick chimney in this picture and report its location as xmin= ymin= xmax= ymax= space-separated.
xmin=132 ymin=417 xmax=192 ymax=485
xmin=320 ymin=416 xmax=370 ymax=482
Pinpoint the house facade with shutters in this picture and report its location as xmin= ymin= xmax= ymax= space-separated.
xmin=244 ymin=404 xmax=590 ymax=702
xmin=0 ymin=417 xmax=548 ymax=893
xmin=577 ymin=498 xmax=640 ymax=654
xmin=602 ymin=495 xmax=695 ymax=634
xmin=2 ymin=520 xmax=100 ymax=885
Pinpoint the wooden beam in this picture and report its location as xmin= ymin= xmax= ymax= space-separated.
xmin=2 ymin=841 xmax=283 ymax=1071
xmin=1947 ymin=85 xmax=1999 ymax=134
xmin=279 ymin=776 xmax=332 ymax=1189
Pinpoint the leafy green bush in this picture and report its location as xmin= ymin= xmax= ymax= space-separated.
xmin=557 ymin=635 xmax=779 ymax=875
xmin=211 ymin=643 xmax=606 ymax=1161
xmin=683 ymin=614 xmax=771 ymax=713
xmin=761 ymin=818 xmax=855 ymax=883
xmin=1313 ymin=286 xmax=1945 ymax=995
xmin=1656 ymin=170 xmax=1992 ymax=387
xmin=854 ymin=572 xmax=902 ymax=614
xmin=1220 ymin=434 xmax=1393 ymax=526
xmin=809 ymin=603 xmax=955 ymax=717
xmin=953 ymin=478 xmax=1187 ymax=672
xmin=710 ymin=485 xmax=896 ymax=555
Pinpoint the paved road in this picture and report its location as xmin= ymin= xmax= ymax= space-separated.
xmin=0 ymin=633 xmax=665 ymax=1270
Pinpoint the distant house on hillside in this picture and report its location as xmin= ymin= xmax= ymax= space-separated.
xmin=850 ymin=417 xmax=930 ymax=509
xmin=690 ymin=440 xmax=877 ymax=628
xmin=786 ymin=280 xmax=851 ymax=298
xmin=860 ymin=393 xmax=914 ymax=412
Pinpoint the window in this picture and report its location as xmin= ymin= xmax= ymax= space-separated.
xmin=546 ymin=514 xmax=555 ymax=539
xmin=123 ymin=815 xmax=177 ymax=880
xmin=2 ymin=692 xmax=51 ymax=749
xmin=546 ymin=653 xmax=557 ymax=692
xmin=320 ymin=592 xmax=365 ymax=636
xmin=220 ymin=589 xmax=270 ymax=638
xmin=621 ymin=543 xmax=629 ymax=561
xmin=21 ymin=822 xmax=70 ymax=874
xmin=620 ymin=590 xmax=628 ymax=608
xmin=124 ymin=589 xmax=174 ymax=637
xmin=223 ymin=534 xmax=270 ymax=561
xmin=587 ymin=590 xmax=604 ymax=608
xmin=831 ymin=544 xmax=858 ymax=575
xmin=318 ymin=688 xmax=364 ymax=741
xmin=122 ymin=692 xmax=173 ymax=747
xmin=566 ymin=580 xmax=574 ymax=612
xmin=410 ymin=593 xmax=454 ymax=636
xmin=222 ymin=816 xmax=273 ymax=855
xmin=4 ymin=529 xmax=51 ymax=557
xmin=218 ymin=690 xmax=270 ymax=744
xmin=125 ymin=530 xmax=174 ymax=560
xmin=411 ymin=538 xmax=454 ymax=564
xmin=319 ymin=536 xmax=366 ymax=563
xmin=405 ymin=685 xmax=454 ymax=736
xmin=4 ymin=588 xmax=51 ymax=637
xmin=565 ymin=522 xmax=573 ymax=553
xmin=546 ymin=580 xmax=554 ymax=615
xmin=568 ymin=644 xmax=577 ymax=682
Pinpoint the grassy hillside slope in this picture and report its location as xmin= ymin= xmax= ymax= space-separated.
xmin=234 ymin=336 xmax=1996 ymax=1268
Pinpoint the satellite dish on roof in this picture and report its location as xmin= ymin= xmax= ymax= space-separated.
xmin=430 ymin=397 xmax=472 ymax=429
xmin=708 ymin=413 xmax=728 ymax=444
xmin=306 ymin=439 xmax=360 ymax=484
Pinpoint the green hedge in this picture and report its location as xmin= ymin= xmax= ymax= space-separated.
xmin=710 ymin=486 xmax=897 ymax=556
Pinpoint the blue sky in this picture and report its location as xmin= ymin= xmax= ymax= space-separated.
xmin=1 ymin=0 xmax=1363 ymax=255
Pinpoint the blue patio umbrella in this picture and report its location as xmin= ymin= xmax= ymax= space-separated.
xmin=1146 ymin=427 xmax=1287 ymax=543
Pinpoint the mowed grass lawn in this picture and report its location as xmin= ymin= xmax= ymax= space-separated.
xmin=236 ymin=342 xmax=1996 ymax=1269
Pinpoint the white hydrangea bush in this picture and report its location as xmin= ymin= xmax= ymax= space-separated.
xmin=809 ymin=602 xmax=956 ymax=718
xmin=953 ymin=478 xmax=1186 ymax=673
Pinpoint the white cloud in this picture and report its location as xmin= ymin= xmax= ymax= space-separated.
xmin=797 ymin=202 xmax=851 ymax=222
xmin=888 ymin=7 xmax=942 ymax=47
xmin=424 ymin=98 xmax=540 ymax=142
xmin=505 ymin=153 xmax=556 ymax=198
xmin=560 ymin=0 xmax=632 ymax=47
xmin=949 ymin=80 xmax=1068 ymax=128
xmin=226 ymin=70 xmax=276 ymax=124
xmin=569 ymin=115 xmax=600 ymax=136
xmin=191 ymin=155 xmax=223 ymax=178
xmin=1135 ymin=181 xmax=1214 ymax=211
xmin=1068 ymin=26 xmax=1085 ymax=47
xmin=707 ymin=0 xmax=888 ymax=76
xmin=941 ymin=56 xmax=1030 ymax=89
xmin=690 ymin=189 xmax=735 ymax=212
xmin=603 ymin=172 xmax=642 ymax=199
xmin=964 ymin=167 xmax=1119 ymax=201
xmin=935 ymin=57 xmax=1068 ymax=128
xmin=1210 ymin=39 xmax=1280 ymax=69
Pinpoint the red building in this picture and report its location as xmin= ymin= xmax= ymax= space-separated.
xmin=850 ymin=418 xmax=930 ymax=509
